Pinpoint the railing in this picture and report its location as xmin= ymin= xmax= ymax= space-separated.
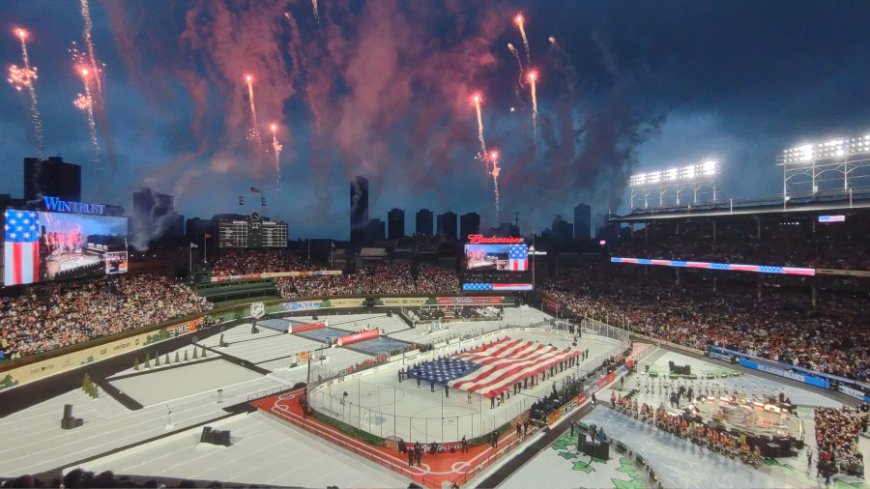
xmin=451 ymin=434 xmax=522 ymax=487
xmin=246 ymin=385 xmax=298 ymax=402
xmin=275 ymin=405 xmax=422 ymax=482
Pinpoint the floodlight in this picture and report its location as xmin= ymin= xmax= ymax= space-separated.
xmin=703 ymin=160 xmax=717 ymax=175
xmin=798 ymin=144 xmax=813 ymax=162
xmin=628 ymin=159 xmax=718 ymax=189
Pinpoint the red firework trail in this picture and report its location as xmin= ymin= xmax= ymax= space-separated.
xmin=472 ymin=93 xmax=487 ymax=157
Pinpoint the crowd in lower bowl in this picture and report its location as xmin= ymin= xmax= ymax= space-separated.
xmin=0 ymin=275 xmax=211 ymax=361
xmin=544 ymin=266 xmax=870 ymax=383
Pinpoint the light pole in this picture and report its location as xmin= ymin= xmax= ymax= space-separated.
xmin=165 ymin=405 xmax=173 ymax=429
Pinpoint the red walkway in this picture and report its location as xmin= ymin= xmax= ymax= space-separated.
xmin=250 ymin=389 xmax=525 ymax=488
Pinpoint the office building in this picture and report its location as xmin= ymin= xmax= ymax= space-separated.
xmin=24 ymin=157 xmax=81 ymax=202
xmin=459 ymin=212 xmax=480 ymax=241
xmin=387 ymin=208 xmax=405 ymax=240
xmin=416 ymin=208 xmax=433 ymax=236
xmin=573 ymin=203 xmax=591 ymax=241
xmin=551 ymin=214 xmax=573 ymax=246
xmin=366 ymin=218 xmax=386 ymax=243
xmin=436 ymin=211 xmax=458 ymax=241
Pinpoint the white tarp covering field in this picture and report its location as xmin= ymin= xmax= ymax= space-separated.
xmin=72 ymin=411 xmax=410 ymax=488
xmin=0 ymin=374 xmax=287 ymax=476
xmin=109 ymin=360 xmax=266 ymax=407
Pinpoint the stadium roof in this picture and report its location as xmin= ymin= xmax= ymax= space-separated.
xmin=614 ymin=191 xmax=870 ymax=223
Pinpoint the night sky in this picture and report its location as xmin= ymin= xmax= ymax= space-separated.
xmin=2 ymin=0 xmax=869 ymax=240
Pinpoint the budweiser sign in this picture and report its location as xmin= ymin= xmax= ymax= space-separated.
xmin=467 ymin=234 xmax=524 ymax=244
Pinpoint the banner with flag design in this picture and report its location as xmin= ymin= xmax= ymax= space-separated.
xmin=4 ymin=210 xmax=40 ymax=286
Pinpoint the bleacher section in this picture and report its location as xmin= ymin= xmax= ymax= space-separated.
xmin=195 ymin=279 xmax=278 ymax=303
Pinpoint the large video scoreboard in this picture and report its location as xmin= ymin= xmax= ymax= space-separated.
xmin=3 ymin=197 xmax=128 ymax=286
xmin=461 ymin=235 xmax=532 ymax=291
xmin=218 ymin=212 xmax=288 ymax=249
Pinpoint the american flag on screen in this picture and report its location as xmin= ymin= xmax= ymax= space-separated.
xmin=508 ymin=244 xmax=528 ymax=271
xmin=4 ymin=210 xmax=40 ymax=286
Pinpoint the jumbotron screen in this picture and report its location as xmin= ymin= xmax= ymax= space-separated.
xmin=464 ymin=244 xmax=529 ymax=272
xmin=3 ymin=209 xmax=128 ymax=286
xmin=462 ymin=240 xmax=532 ymax=291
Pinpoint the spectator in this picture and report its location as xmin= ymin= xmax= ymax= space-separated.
xmin=0 ymin=274 xmax=211 ymax=360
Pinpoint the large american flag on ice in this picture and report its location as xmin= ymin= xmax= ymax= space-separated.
xmin=508 ymin=244 xmax=528 ymax=271
xmin=4 ymin=210 xmax=40 ymax=286
xmin=407 ymin=337 xmax=579 ymax=399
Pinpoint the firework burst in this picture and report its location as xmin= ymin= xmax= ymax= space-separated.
xmin=269 ymin=123 xmax=284 ymax=187
xmin=514 ymin=14 xmax=531 ymax=67
xmin=312 ymin=0 xmax=320 ymax=24
xmin=489 ymin=149 xmax=501 ymax=222
xmin=11 ymin=28 xmax=44 ymax=158
xmin=527 ymin=70 xmax=538 ymax=140
xmin=73 ymin=93 xmax=92 ymax=111
xmin=79 ymin=0 xmax=104 ymax=99
xmin=244 ymin=73 xmax=264 ymax=158
xmin=7 ymin=64 xmax=37 ymax=91
xmin=507 ymin=42 xmax=524 ymax=101
xmin=77 ymin=66 xmax=101 ymax=168
xmin=472 ymin=93 xmax=487 ymax=157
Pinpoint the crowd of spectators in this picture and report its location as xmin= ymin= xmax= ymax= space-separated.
xmin=274 ymin=273 xmax=369 ymax=298
xmin=1 ymin=469 xmax=230 ymax=489
xmin=211 ymin=250 xmax=317 ymax=276
xmin=615 ymin=215 xmax=870 ymax=270
xmin=0 ymin=275 xmax=211 ymax=361
xmin=414 ymin=264 xmax=460 ymax=294
xmin=814 ymin=407 xmax=866 ymax=478
xmin=544 ymin=265 xmax=870 ymax=382
xmin=274 ymin=262 xmax=459 ymax=299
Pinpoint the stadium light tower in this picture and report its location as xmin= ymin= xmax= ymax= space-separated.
xmin=627 ymin=160 xmax=720 ymax=209
xmin=777 ymin=134 xmax=870 ymax=200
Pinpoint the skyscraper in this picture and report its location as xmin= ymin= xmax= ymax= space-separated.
xmin=459 ymin=212 xmax=480 ymax=241
xmin=350 ymin=176 xmax=369 ymax=247
xmin=133 ymin=187 xmax=174 ymax=220
xmin=551 ymin=214 xmax=573 ymax=246
xmin=573 ymin=203 xmax=591 ymax=241
xmin=366 ymin=218 xmax=386 ymax=243
xmin=131 ymin=187 xmax=181 ymax=246
xmin=416 ymin=208 xmax=433 ymax=236
xmin=23 ymin=157 xmax=81 ymax=202
xmin=436 ymin=211 xmax=458 ymax=241
xmin=387 ymin=208 xmax=405 ymax=240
